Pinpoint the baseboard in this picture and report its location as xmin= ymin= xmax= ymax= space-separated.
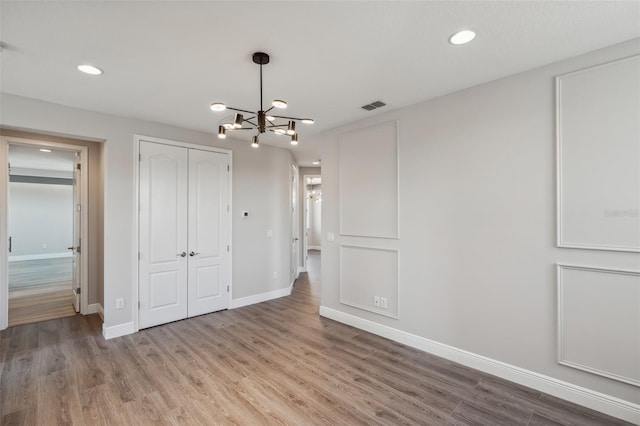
xmin=9 ymin=252 xmax=72 ymax=261
xmin=86 ymin=303 xmax=104 ymax=320
xmin=102 ymin=321 xmax=134 ymax=340
xmin=308 ymin=246 xmax=321 ymax=251
xmin=319 ymin=306 xmax=640 ymax=424
xmin=230 ymin=284 xmax=293 ymax=309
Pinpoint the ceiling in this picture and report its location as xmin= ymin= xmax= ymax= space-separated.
xmin=1 ymin=2 xmax=638 ymax=166
xmin=9 ymin=144 xmax=76 ymax=173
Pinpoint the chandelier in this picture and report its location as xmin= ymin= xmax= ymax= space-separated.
xmin=210 ymin=52 xmax=314 ymax=148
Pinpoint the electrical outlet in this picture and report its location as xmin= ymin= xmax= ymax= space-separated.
xmin=380 ymin=297 xmax=388 ymax=309
xmin=42 ymin=243 xmax=47 ymax=249
xmin=116 ymin=298 xmax=125 ymax=309
xmin=374 ymin=296 xmax=380 ymax=307
xmin=273 ymin=271 xmax=278 ymax=280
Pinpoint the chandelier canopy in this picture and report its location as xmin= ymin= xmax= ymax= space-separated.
xmin=210 ymin=52 xmax=314 ymax=148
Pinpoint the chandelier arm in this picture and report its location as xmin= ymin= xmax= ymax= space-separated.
xmin=225 ymin=106 xmax=257 ymax=115
xmin=266 ymin=124 xmax=287 ymax=128
xmin=243 ymin=119 xmax=258 ymax=127
xmin=264 ymin=106 xmax=275 ymax=114
xmin=270 ymin=115 xmax=310 ymax=121
xmin=227 ymin=127 xmax=256 ymax=131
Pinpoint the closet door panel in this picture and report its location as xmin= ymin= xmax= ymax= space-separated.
xmin=188 ymin=149 xmax=229 ymax=317
xmin=139 ymin=142 xmax=189 ymax=329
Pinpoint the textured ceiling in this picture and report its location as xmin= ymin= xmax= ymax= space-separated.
xmin=1 ymin=1 xmax=639 ymax=166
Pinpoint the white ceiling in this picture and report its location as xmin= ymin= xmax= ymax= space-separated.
xmin=1 ymin=1 xmax=638 ymax=166
xmin=9 ymin=144 xmax=76 ymax=172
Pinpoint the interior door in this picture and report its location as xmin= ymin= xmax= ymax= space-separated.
xmin=139 ymin=142 xmax=189 ymax=329
xmin=291 ymin=165 xmax=298 ymax=284
xmin=71 ymin=152 xmax=81 ymax=312
xmin=187 ymin=149 xmax=229 ymax=317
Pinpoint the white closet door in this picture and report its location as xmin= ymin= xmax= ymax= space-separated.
xmin=187 ymin=149 xmax=229 ymax=316
xmin=139 ymin=142 xmax=189 ymax=329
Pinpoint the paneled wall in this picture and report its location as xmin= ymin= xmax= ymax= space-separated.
xmin=338 ymin=121 xmax=399 ymax=316
xmin=317 ymin=39 xmax=640 ymax=412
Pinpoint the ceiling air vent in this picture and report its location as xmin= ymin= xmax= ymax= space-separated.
xmin=361 ymin=100 xmax=386 ymax=111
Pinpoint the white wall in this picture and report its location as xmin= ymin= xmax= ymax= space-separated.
xmin=232 ymin=141 xmax=296 ymax=298
xmin=0 ymin=95 xmax=295 ymax=332
xmin=315 ymin=38 xmax=640 ymax=409
xmin=8 ymin=181 xmax=73 ymax=257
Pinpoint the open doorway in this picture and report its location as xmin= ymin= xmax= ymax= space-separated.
xmin=303 ymin=175 xmax=321 ymax=270
xmin=4 ymin=139 xmax=88 ymax=327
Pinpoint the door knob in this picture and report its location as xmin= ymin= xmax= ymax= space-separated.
xmin=178 ymin=252 xmax=187 ymax=257
xmin=190 ymin=251 xmax=200 ymax=256
xmin=67 ymin=246 xmax=75 ymax=251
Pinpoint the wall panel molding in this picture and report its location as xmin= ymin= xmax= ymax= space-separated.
xmin=339 ymin=121 xmax=399 ymax=239
xmin=557 ymin=264 xmax=640 ymax=387
xmin=339 ymin=244 xmax=398 ymax=318
xmin=556 ymin=55 xmax=640 ymax=252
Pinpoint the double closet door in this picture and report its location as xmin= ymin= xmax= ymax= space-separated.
xmin=139 ymin=141 xmax=230 ymax=329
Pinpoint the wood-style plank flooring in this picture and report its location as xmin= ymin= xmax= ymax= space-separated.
xmin=8 ymin=258 xmax=76 ymax=327
xmin=8 ymin=283 xmax=76 ymax=327
xmin=9 ymin=258 xmax=73 ymax=288
xmin=0 ymin=251 xmax=632 ymax=425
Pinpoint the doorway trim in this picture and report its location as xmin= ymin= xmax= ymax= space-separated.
xmin=0 ymin=136 xmax=89 ymax=330
xmin=132 ymin=134 xmax=233 ymax=334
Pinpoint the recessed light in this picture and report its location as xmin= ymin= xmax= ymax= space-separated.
xmin=77 ymin=64 xmax=103 ymax=75
xmin=210 ymin=102 xmax=226 ymax=111
xmin=449 ymin=30 xmax=476 ymax=45
xmin=39 ymin=148 xmax=52 ymax=153
xmin=301 ymin=118 xmax=314 ymax=124
xmin=312 ymin=160 xmax=320 ymax=165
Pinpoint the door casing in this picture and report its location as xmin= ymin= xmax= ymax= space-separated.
xmin=0 ymin=136 xmax=89 ymax=330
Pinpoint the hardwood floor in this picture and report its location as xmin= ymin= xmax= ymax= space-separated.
xmin=8 ymin=258 xmax=76 ymax=327
xmin=0 ymin=251 xmax=631 ymax=425
xmin=8 ymin=283 xmax=76 ymax=327
xmin=9 ymin=258 xmax=72 ymax=288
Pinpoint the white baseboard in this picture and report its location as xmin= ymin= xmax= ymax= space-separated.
xmin=86 ymin=303 xmax=104 ymax=320
xmin=307 ymin=246 xmax=321 ymax=251
xmin=319 ymin=306 xmax=640 ymax=424
xmin=298 ymin=266 xmax=307 ymax=273
xmin=9 ymin=252 xmax=72 ymax=262
xmin=102 ymin=321 xmax=134 ymax=340
xmin=230 ymin=284 xmax=293 ymax=309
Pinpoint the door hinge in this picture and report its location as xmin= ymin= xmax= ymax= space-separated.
xmin=227 ymin=285 xmax=229 ymax=292
xmin=77 ymin=163 xmax=81 ymax=170
xmin=227 ymin=204 xmax=229 ymax=212
xmin=226 ymin=245 xmax=229 ymax=252
xmin=227 ymin=165 xmax=230 ymax=172
xmin=138 ymin=301 xmax=141 ymax=309
xmin=139 ymin=153 xmax=142 ymax=162
xmin=138 ymin=252 xmax=141 ymax=260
